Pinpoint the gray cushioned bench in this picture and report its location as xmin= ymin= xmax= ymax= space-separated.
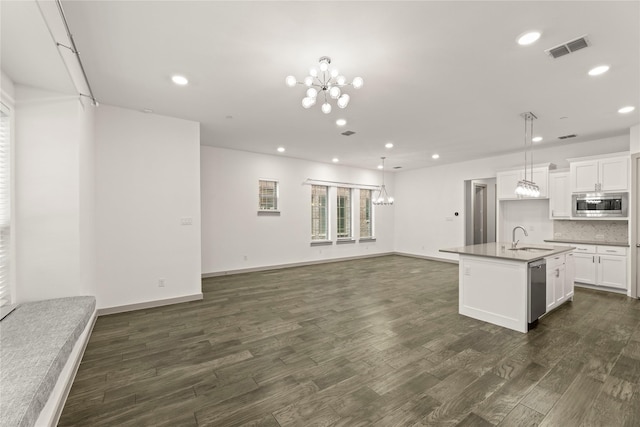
xmin=0 ymin=296 xmax=96 ymax=427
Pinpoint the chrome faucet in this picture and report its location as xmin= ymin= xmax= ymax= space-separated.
xmin=512 ymin=226 xmax=528 ymax=248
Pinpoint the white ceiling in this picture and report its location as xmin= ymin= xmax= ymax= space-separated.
xmin=2 ymin=1 xmax=639 ymax=171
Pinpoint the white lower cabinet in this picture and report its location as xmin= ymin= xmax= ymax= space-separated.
xmin=545 ymin=253 xmax=573 ymax=312
xmin=572 ymin=244 xmax=627 ymax=290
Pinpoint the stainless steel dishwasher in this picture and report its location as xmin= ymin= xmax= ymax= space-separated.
xmin=528 ymin=259 xmax=546 ymax=324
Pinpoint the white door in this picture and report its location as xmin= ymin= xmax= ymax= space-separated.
xmin=598 ymin=255 xmax=627 ymax=289
xmin=573 ymin=252 xmax=596 ymax=284
xmin=565 ymin=253 xmax=575 ymax=299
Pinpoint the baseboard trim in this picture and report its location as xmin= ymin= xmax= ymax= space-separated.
xmin=202 ymin=251 xmax=459 ymax=278
xmin=97 ymin=293 xmax=203 ymax=316
xmin=202 ymin=252 xmax=396 ymax=278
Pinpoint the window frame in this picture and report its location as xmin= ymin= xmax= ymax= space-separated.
xmin=258 ymin=179 xmax=280 ymax=213
xmin=336 ymin=187 xmax=354 ymax=242
xmin=310 ymin=185 xmax=330 ymax=243
xmin=359 ymin=188 xmax=375 ymax=241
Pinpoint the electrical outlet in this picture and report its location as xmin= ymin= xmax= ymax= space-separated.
xmin=464 ymin=267 xmax=472 ymax=276
xmin=158 ymin=278 xmax=166 ymax=287
xmin=595 ymin=234 xmax=605 ymax=240
xmin=243 ymin=255 xmax=248 ymax=261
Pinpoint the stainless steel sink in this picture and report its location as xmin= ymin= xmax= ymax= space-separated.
xmin=508 ymin=247 xmax=552 ymax=252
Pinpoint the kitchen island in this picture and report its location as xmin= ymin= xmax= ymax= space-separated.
xmin=440 ymin=242 xmax=575 ymax=333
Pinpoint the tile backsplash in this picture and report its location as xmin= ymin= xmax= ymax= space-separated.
xmin=553 ymin=220 xmax=628 ymax=243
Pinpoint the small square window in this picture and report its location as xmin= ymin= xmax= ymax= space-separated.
xmin=258 ymin=180 xmax=279 ymax=211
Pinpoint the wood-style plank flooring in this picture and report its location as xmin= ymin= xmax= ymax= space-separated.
xmin=60 ymin=255 xmax=640 ymax=426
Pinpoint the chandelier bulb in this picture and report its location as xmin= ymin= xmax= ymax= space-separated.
xmin=337 ymin=93 xmax=350 ymax=108
xmin=309 ymin=68 xmax=318 ymax=77
xmin=329 ymin=86 xmax=341 ymax=99
xmin=330 ymin=68 xmax=339 ymax=78
xmin=319 ymin=61 xmax=329 ymax=72
xmin=285 ymin=76 xmax=297 ymax=87
xmin=336 ymin=75 xmax=347 ymax=85
xmin=302 ymin=97 xmax=315 ymax=109
xmin=352 ymin=76 xmax=364 ymax=89
xmin=321 ymin=102 xmax=332 ymax=114
xmin=304 ymin=76 xmax=313 ymax=86
xmin=307 ymin=88 xmax=318 ymax=98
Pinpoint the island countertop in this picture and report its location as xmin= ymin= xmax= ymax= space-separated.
xmin=440 ymin=242 xmax=575 ymax=262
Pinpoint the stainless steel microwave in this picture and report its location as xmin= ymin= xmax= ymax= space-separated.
xmin=572 ymin=192 xmax=628 ymax=218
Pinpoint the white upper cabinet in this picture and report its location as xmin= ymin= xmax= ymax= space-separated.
xmin=548 ymin=171 xmax=571 ymax=219
xmin=570 ymin=156 xmax=629 ymax=193
xmin=497 ymin=165 xmax=550 ymax=200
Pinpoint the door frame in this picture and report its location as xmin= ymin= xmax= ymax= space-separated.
xmin=631 ymin=153 xmax=639 ymax=298
xmin=473 ymin=183 xmax=487 ymax=244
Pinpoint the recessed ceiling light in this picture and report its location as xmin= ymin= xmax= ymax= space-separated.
xmin=532 ymin=136 xmax=543 ymax=142
xmin=142 ymin=108 xmax=153 ymax=114
xmin=377 ymin=164 xmax=383 ymax=170
xmin=332 ymin=158 xmax=339 ymax=163
xmin=171 ymin=75 xmax=189 ymax=85
xmin=336 ymin=119 xmax=347 ymax=126
xmin=517 ymin=31 xmax=541 ymax=46
xmin=618 ymin=106 xmax=635 ymax=114
xmin=432 ymin=154 xmax=440 ymax=159
xmin=588 ymin=65 xmax=610 ymax=76
xmin=385 ymin=142 xmax=394 ymax=148
xmin=277 ymin=147 xmax=285 ymax=153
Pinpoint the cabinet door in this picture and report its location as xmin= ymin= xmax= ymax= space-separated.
xmin=599 ymin=157 xmax=629 ymax=192
xmin=597 ymin=255 xmax=627 ymax=289
xmin=531 ymin=167 xmax=549 ymax=198
xmin=574 ymin=252 xmax=596 ymax=284
xmin=497 ymin=170 xmax=523 ymax=200
xmin=549 ymin=172 xmax=571 ymax=218
xmin=555 ymin=265 xmax=566 ymax=305
xmin=570 ymin=160 xmax=598 ymax=192
xmin=546 ymin=267 xmax=557 ymax=311
xmin=565 ymin=253 xmax=575 ymax=299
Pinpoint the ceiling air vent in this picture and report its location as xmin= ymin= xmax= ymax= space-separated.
xmin=393 ymin=166 xmax=402 ymax=169
xmin=341 ymin=130 xmax=355 ymax=136
xmin=558 ymin=134 xmax=578 ymax=140
xmin=545 ymin=35 xmax=590 ymax=59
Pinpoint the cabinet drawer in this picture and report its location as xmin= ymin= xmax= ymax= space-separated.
xmin=573 ymin=245 xmax=596 ymax=254
xmin=546 ymin=254 xmax=565 ymax=268
xmin=596 ymin=246 xmax=627 ymax=256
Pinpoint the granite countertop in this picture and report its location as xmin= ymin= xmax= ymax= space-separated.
xmin=544 ymin=239 xmax=629 ymax=247
xmin=440 ymin=242 xmax=576 ymax=262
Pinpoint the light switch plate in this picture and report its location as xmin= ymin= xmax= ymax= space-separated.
xmin=180 ymin=217 xmax=193 ymax=225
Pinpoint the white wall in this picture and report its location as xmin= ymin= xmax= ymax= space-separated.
xmin=1 ymin=70 xmax=15 ymax=102
xmin=14 ymin=86 xmax=95 ymax=302
xmin=95 ymin=106 xmax=201 ymax=310
xmin=201 ymin=146 xmax=395 ymax=275
xmin=395 ymin=135 xmax=629 ymax=261
xmin=631 ymin=124 xmax=639 ymax=154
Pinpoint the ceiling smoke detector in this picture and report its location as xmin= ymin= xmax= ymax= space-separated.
xmin=545 ymin=35 xmax=590 ymax=59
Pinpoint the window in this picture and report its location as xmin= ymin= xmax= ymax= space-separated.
xmin=336 ymin=187 xmax=352 ymax=239
xmin=360 ymin=189 xmax=373 ymax=238
xmin=258 ymin=179 xmax=279 ymax=211
xmin=0 ymin=102 xmax=11 ymax=309
xmin=311 ymin=185 xmax=328 ymax=240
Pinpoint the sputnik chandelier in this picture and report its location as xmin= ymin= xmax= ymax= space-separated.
xmin=285 ymin=56 xmax=363 ymax=114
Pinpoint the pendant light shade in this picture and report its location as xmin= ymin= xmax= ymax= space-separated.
xmin=373 ymin=157 xmax=394 ymax=205
xmin=515 ymin=112 xmax=540 ymax=197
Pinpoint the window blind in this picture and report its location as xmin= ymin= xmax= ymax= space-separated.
xmin=0 ymin=103 xmax=11 ymax=307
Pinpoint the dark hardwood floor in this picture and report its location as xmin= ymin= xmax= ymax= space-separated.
xmin=59 ymin=255 xmax=640 ymax=426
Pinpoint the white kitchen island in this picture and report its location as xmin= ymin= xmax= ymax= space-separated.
xmin=440 ymin=243 xmax=575 ymax=333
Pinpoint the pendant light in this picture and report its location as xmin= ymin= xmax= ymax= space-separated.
xmin=373 ymin=157 xmax=394 ymax=205
xmin=515 ymin=112 xmax=540 ymax=197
